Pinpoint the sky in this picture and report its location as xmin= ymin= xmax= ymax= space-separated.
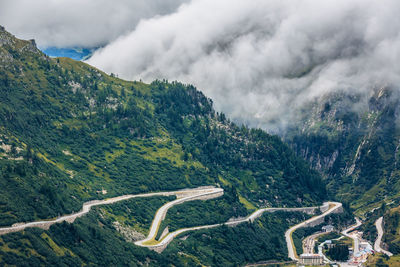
xmin=2 ymin=0 xmax=400 ymax=131
xmin=0 ymin=0 xmax=189 ymax=48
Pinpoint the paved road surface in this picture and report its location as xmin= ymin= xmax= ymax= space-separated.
xmin=285 ymin=202 xmax=343 ymax=260
xmin=341 ymin=217 xmax=362 ymax=255
xmin=134 ymin=187 xmax=223 ymax=246
xmin=374 ymin=217 xmax=393 ymax=257
xmin=0 ymin=187 xmax=222 ymax=236
xmin=0 ymin=186 xmax=343 ymax=257
xmin=136 ymin=202 xmax=337 ymax=251
xmin=303 ymin=232 xmax=324 ymax=254
xmin=135 ymin=201 xmax=324 ymax=250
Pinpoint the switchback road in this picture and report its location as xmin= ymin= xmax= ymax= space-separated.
xmin=285 ymin=202 xmax=343 ymax=260
xmin=374 ymin=217 xmax=393 ymax=257
xmin=0 ymin=187 xmax=342 ymax=257
xmin=341 ymin=217 xmax=362 ymax=255
xmin=0 ymin=187 xmax=222 ymax=236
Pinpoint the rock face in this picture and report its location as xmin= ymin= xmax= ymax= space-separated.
xmin=285 ymin=87 xmax=400 ymax=210
xmin=0 ymin=26 xmax=13 ymax=46
xmin=159 ymin=226 xmax=169 ymax=240
xmin=112 ymin=221 xmax=145 ymax=242
xmin=0 ymin=25 xmax=43 ymax=70
xmin=22 ymin=39 xmax=38 ymax=53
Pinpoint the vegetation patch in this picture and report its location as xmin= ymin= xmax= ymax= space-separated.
xmin=239 ymin=195 xmax=256 ymax=211
xmin=96 ymin=195 xmax=175 ymax=235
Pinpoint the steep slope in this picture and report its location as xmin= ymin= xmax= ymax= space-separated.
xmin=381 ymin=206 xmax=400 ymax=255
xmin=285 ymin=87 xmax=400 ymax=215
xmin=0 ymin=27 xmax=325 ymax=224
xmin=0 ymin=26 xmax=329 ymax=265
xmin=362 ymin=203 xmax=400 ymax=265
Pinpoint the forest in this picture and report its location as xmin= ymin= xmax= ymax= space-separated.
xmin=0 ymin=26 xmax=329 ymax=265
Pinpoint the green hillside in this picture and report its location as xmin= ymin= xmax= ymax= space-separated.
xmin=0 ymin=27 xmax=326 ymax=265
xmin=364 ymin=204 xmax=400 ymax=266
xmin=285 ymin=88 xmax=400 ymax=216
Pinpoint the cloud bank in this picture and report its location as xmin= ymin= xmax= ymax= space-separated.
xmin=87 ymin=0 xmax=400 ymax=131
xmin=0 ymin=0 xmax=188 ymax=48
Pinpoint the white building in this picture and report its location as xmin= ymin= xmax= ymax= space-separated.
xmin=299 ymin=254 xmax=324 ymax=265
xmin=322 ymin=225 xmax=335 ymax=232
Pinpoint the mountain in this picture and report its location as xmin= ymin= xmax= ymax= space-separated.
xmin=285 ymin=87 xmax=400 ymax=216
xmin=0 ymin=26 xmax=327 ymax=265
xmin=280 ymin=81 xmax=400 ymax=262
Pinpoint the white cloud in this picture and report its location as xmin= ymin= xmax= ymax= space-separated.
xmin=87 ymin=0 xmax=400 ymax=131
xmin=0 ymin=0 xmax=188 ymax=48
xmin=4 ymin=0 xmax=399 ymax=131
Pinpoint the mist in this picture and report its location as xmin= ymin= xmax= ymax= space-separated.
xmin=85 ymin=0 xmax=400 ymax=131
xmin=0 ymin=0 xmax=189 ymax=48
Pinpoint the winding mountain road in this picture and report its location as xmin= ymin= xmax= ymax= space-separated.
xmin=303 ymin=232 xmax=324 ymax=254
xmin=0 ymin=186 xmax=343 ymax=257
xmin=285 ymin=202 xmax=342 ymax=260
xmin=341 ymin=217 xmax=362 ymax=256
xmin=374 ymin=217 xmax=393 ymax=257
xmin=0 ymin=187 xmax=222 ymax=236
xmin=136 ymin=200 xmax=336 ymax=251
xmin=134 ymin=187 xmax=224 ymax=247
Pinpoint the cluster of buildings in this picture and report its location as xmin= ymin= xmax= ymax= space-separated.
xmin=349 ymin=237 xmax=374 ymax=265
xmin=299 ymin=225 xmax=375 ymax=266
xmin=299 ymin=225 xmax=335 ymax=265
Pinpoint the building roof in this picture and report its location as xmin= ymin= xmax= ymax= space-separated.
xmin=300 ymin=253 xmax=322 ymax=258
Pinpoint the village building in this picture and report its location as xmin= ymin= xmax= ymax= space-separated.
xmin=299 ymin=254 xmax=324 ymax=265
xmin=322 ymin=225 xmax=334 ymax=232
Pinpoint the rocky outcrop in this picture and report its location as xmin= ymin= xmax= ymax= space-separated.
xmin=112 ymin=221 xmax=145 ymax=242
xmin=0 ymin=26 xmax=14 ymax=47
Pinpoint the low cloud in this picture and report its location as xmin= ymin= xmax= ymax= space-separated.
xmin=0 ymin=0 xmax=188 ymax=48
xmin=87 ymin=0 xmax=400 ymax=131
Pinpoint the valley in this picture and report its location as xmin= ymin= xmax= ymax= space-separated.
xmin=0 ymin=26 xmax=332 ymax=266
xmin=0 ymin=23 xmax=398 ymax=266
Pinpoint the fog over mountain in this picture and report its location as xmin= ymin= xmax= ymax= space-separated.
xmin=87 ymin=0 xmax=400 ymax=131
xmin=0 ymin=0 xmax=189 ymax=48
xmin=2 ymin=0 xmax=400 ymax=131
